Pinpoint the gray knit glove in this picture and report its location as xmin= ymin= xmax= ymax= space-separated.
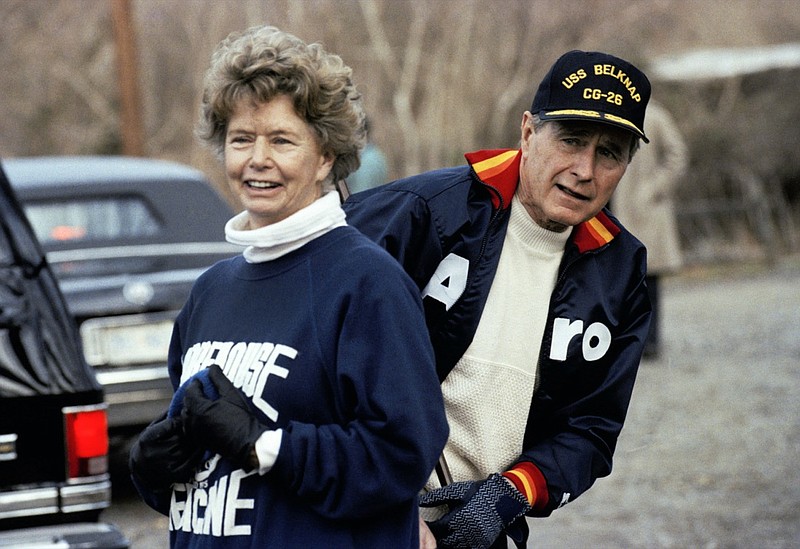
xmin=418 ymin=473 xmax=531 ymax=549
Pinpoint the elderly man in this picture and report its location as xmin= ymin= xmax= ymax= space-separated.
xmin=344 ymin=50 xmax=652 ymax=548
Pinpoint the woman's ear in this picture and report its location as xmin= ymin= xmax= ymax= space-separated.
xmin=316 ymin=153 xmax=335 ymax=186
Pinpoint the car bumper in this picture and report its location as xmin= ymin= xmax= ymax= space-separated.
xmin=96 ymin=366 xmax=173 ymax=429
xmin=0 ymin=522 xmax=129 ymax=548
xmin=0 ymin=476 xmax=112 ymax=522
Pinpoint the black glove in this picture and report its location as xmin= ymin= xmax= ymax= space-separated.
xmin=129 ymin=412 xmax=204 ymax=491
xmin=181 ymin=364 xmax=266 ymax=471
xmin=418 ymin=473 xmax=531 ymax=549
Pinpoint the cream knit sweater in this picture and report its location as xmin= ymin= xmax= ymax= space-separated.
xmin=426 ymin=194 xmax=569 ymax=492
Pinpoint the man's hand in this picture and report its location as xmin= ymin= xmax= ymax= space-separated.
xmin=419 ymin=515 xmax=438 ymax=549
xmin=419 ymin=473 xmax=531 ymax=549
xmin=129 ymin=413 xmax=204 ymax=490
xmin=181 ymin=364 xmax=266 ymax=471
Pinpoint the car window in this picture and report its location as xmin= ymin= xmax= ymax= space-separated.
xmin=23 ymin=196 xmax=160 ymax=245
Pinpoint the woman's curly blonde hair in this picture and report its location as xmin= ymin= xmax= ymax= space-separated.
xmin=196 ymin=26 xmax=365 ymax=184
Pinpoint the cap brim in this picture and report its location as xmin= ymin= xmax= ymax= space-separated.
xmin=540 ymin=109 xmax=649 ymax=143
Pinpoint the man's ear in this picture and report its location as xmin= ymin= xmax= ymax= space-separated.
xmin=520 ymin=111 xmax=535 ymax=151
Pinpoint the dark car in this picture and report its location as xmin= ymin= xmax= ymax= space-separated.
xmin=0 ymin=162 xmax=128 ymax=547
xmin=3 ymin=156 xmax=239 ymax=442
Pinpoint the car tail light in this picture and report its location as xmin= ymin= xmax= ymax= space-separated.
xmin=63 ymin=404 xmax=109 ymax=479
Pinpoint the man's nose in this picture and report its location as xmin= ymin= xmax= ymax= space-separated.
xmin=571 ymin=148 xmax=596 ymax=181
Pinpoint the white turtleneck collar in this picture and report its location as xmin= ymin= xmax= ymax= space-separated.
xmin=224 ymin=190 xmax=347 ymax=263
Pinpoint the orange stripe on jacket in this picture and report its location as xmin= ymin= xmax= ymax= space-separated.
xmin=502 ymin=461 xmax=549 ymax=510
xmin=572 ymin=210 xmax=620 ymax=253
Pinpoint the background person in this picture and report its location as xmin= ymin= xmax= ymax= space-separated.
xmin=346 ymin=117 xmax=388 ymax=193
xmin=344 ymin=50 xmax=653 ymax=548
xmin=611 ymin=100 xmax=688 ymax=359
xmin=128 ymin=25 xmax=448 ymax=549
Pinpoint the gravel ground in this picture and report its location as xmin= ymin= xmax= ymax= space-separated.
xmin=104 ymin=256 xmax=800 ymax=548
xmin=529 ymin=256 xmax=800 ymax=548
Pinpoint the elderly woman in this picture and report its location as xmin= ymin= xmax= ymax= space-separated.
xmin=129 ymin=26 xmax=448 ymax=548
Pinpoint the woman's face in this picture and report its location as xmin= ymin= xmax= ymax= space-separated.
xmin=224 ymin=95 xmax=334 ymax=229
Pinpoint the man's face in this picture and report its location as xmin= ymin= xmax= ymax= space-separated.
xmin=517 ymin=113 xmax=633 ymax=232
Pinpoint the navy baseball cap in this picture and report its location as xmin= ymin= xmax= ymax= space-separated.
xmin=531 ymin=50 xmax=651 ymax=143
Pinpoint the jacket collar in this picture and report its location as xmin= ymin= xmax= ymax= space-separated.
xmin=465 ymin=149 xmax=519 ymax=210
xmin=465 ymin=148 xmax=620 ymax=253
xmin=571 ymin=209 xmax=621 ymax=253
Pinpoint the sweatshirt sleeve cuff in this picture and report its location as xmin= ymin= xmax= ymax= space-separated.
xmin=254 ymin=429 xmax=283 ymax=475
xmin=502 ymin=461 xmax=549 ymax=510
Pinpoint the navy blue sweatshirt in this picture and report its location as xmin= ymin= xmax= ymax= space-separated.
xmin=151 ymin=226 xmax=448 ymax=548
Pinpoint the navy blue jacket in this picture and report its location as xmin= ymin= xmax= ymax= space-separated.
xmin=343 ymin=149 xmax=651 ymax=515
